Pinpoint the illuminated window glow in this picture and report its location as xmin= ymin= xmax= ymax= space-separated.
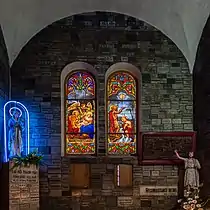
xmin=107 ymin=71 xmax=137 ymax=155
xmin=65 ymin=71 xmax=96 ymax=155
xmin=3 ymin=101 xmax=30 ymax=162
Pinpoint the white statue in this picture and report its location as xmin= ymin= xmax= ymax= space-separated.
xmin=174 ymin=150 xmax=201 ymax=190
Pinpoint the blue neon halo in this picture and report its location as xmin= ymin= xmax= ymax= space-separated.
xmin=9 ymin=107 xmax=23 ymax=117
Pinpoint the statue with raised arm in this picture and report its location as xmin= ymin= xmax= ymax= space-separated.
xmin=174 ymin=150 xmax=201 ymax=190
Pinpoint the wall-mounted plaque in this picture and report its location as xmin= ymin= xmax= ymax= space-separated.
xmin=139 ymin=185 xmax=178 ymax=196
xmin=117 ymin=196 xmax=133 ymax=207
xmin=139 ymin=132 xmax=196 ymax=164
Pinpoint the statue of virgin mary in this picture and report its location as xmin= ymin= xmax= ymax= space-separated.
xmin=8 ymin=108 xmax=24 ymax=157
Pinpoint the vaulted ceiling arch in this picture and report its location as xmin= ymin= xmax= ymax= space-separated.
xmin=0 ymin=0 xmax=209 ymax=72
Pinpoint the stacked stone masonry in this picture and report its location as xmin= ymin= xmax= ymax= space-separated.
xmin=11 ymin=12 xmax=193 ymax=209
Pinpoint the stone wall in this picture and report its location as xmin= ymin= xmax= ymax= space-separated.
xmin=11 ymin=12 xmax=193 ymax=209
xmin=0 ymin=26 xmax=9 ymax=164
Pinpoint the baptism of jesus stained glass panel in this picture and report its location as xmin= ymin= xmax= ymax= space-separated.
xmin=107 ymin=71 xmax=137 ymax=155
xmin=65 ymin=71 xmax=96 ymax=155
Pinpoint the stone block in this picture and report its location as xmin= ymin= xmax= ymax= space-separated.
xmin=143 ymin=166 xmax=154 ymax=171
xmin=160 ymin=102 xmax=171 ymax=109
xmin=81 ymin=189 xmax=93 ymax=196
xmin=51 ymin=147 xmax=61 ymax=154
xmin=157 ymin=67 xmax=169 ymax=74
xmin=184 ymin=124 xmax=193 ymax=130
xmin=101 ymin=189 xmax=112 ymax=196
xmin=49 ymin=190 xmax=62 ymax=197
xmin=162 ymin=118 xmax=172 ymax=124
xmin=151 ymin=119 xmax=161 ymax=125
xmin=142 ymin=170 xmax=150 ymax=177
xmin=48 ymin=166 xmax=61 ymax=174
xmin=106 ymin=196 xmax=117 ymax=207
xmin=117 ymin=196 xmax=133 ymax=207
xmin=151 ymin=171 xmax=160 ymax=176
xmin=173 ymin=124 xmax=184 ymax=130
xmin=172 ymin=119 xmax=182 ymax=124
xmin=141 ymin=199 xmax=152 ymax=207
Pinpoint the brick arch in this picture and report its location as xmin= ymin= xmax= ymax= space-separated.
xmin=60 ymin=61 xmax=98 ymax=156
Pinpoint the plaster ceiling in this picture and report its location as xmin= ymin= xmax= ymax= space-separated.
xmin=0 ymin=0 xmax=210 ymax=72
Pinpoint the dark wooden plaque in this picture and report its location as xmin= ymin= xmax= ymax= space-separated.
xmin=139 ymin=132 xmax=196 ymax=164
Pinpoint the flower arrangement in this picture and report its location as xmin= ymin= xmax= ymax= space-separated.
xmin=178 ymin=187 xmax=203 ymax=210
xmin=10 ymin=151 xmax=43 ymax=170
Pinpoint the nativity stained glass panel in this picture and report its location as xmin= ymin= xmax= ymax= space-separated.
xmin=65 ymin=72 xmax=96 ymax=155
xmin=107 ymin=72 xmax=137 ymax=155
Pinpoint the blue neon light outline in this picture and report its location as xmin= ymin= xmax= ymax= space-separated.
xmin=9 ymin=107 xmax=23 ymax=117
xmin=3 ymin=101 xmax=30 ymax=162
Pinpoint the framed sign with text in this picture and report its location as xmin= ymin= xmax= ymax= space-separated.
xmin=138 ymin=132 xmax=196 ymax=165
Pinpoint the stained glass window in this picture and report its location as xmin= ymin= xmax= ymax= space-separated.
xmin=65 ymin=71 xmax=96 ymax=155
xmin=107 ymin=72 xmax=137 ymax=155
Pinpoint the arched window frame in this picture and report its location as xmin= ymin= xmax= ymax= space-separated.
xmin=105 ymin=62 xmax=141 ymax=156
xmin=60 ymin=62 xmax=98 ymax=156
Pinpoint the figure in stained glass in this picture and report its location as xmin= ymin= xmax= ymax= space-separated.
xmin=67 ymin=101 xmax=94 ymax=139
xmin=108 ymin=102 xmax=135 ymax=143
xmin=65 ymin=71 xmax=96 ymax=155
xmin=67 ymin=108 xmax=80 ymax=134
xmin=109 ymin=105 xmax=125 ymax=133
xmin=107 ymin=71 xmax=137 ymax=155
xmin=121 ymin=116 xmax=134 ymax=142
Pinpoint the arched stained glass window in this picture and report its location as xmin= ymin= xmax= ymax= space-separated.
xmin=107 ymin=71 xmax=137 ymax=155
xmin=65 ymin=71 xmax=96 ymax=155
